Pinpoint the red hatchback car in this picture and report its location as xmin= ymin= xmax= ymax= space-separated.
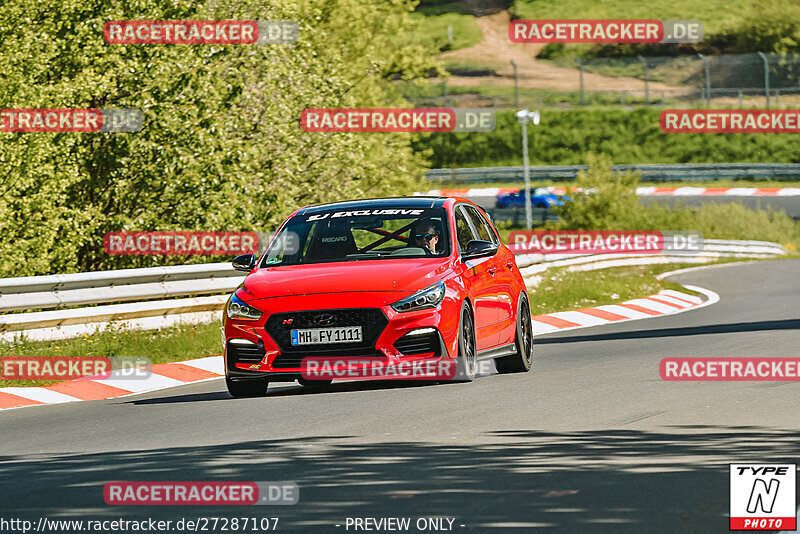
xmin=222 ymin=197 xmax=533 ymax=397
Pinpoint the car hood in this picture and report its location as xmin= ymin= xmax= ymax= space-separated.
xmin=241 ymin=259 xmax=452 ymax=300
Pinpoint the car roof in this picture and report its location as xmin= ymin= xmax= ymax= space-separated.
xmin=296 ymin=196 xmax=452 ymax=216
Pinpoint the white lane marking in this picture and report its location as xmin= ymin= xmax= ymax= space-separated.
xmin=658 ymin=289 xmax=702 ymax=304
xmin=649 ymin=294 xmax=693 ymax=308
xmin=548 ymin=310 xmax=611 ymax=327
xmin=0 ymin=387 xmax=81 ymax=404
xmin=724 ymin=188 xmax=758 ymax=196
xmin=623 ymin=298 xmax=676 ymax=314
xmin=89 ymin=374 xmax=182 ymax=393
xmin=465 ymin=188 xmax=500 ymax=196
xmin=680 ymin=284 xmax=720 ymax=310
xmin=593 ymin=304 xmax=653 ymax=319
xmin=673 ymin=187 xmax=707 ymax=196
xmin=181 ymin=356 xmax=224 ymax=375
xmin=776 ymin=188 xmax=800 ymax=196
xmin=531 ymin=321 xmax=562 ymax=335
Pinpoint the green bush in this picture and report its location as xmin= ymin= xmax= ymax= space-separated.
xmin=554 ymin=154 xmax=800 ymax=249
xmin=415 ymin=109 xmax=800 ymax=168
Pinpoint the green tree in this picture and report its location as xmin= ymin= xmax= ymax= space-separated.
xmin=0 ymin=0 xmax=436 ymax=276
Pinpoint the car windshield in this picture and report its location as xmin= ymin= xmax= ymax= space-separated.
xmin=260 ymin=206 xmax=450 ymax=266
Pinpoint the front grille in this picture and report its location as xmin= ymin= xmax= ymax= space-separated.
xmin=271 ymin=348 xmax=383 ymax=369
xmin=393 ymin=330 xmax=441 ymax=356
xmin=265 ymin=308 xmax=388 ymax=356
xmin=228 ymin=342 xmax=266 ymax=364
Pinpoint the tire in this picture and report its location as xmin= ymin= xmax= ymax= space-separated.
xmin=453 ymin=302 xmax=478 ymax=382
xmin=298 ymin=377 xmax=333 ymax=391
xmin=226 ymin=377 xmax=268 ymax=398
xmin=496 ymin=293 xmax=534 ymax=374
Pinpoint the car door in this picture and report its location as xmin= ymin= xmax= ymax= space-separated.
xmin=463 ymin=204 xmax=516 ymax=345
xmin=467 ymin=205 xmax=518 ymax=347
xmin=454 ymin=204 xmax=498 ymax=351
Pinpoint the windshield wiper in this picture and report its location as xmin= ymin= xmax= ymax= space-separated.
xmin=344 ymin=253 xmax=385 ymax=260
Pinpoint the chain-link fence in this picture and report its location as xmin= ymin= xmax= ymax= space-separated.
xmin=404 ymin=53 xmax=800 ymax=109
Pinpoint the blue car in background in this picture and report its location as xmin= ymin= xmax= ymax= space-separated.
xmin=495 ymin=188 xmax=569 ymax=209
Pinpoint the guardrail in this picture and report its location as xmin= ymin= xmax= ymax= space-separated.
xmin=426 ymin=163 xmax=800 ymax=184
xmin=0 ymin=239 xmax=788 ymax=342
xmin=515 ymin=239 xmax=787 ymax=279
xmin=0 ymin=263 xmax=243 ymax=313
xmin=0 ymin=264 xmax=244 ymax=342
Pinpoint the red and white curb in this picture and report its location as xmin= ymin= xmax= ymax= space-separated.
xmin=417 ymin=187 xmax=800 ymax=197
xmin=531 ymin=286 xmax=718 ymax=335
xmin=0 ymin=286 xmax=718 ymax=411
xmin=0 ymin=356 xmax=223 ymax=411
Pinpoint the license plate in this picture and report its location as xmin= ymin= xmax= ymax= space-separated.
xmin=290 ymin=326 xmax=363 ymax=345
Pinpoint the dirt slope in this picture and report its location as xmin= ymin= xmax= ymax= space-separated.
xmin=439 ymin=11 xmax=685 ymax=93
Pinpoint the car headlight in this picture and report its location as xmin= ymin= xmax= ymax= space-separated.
xmin=227 ymin=293 xmax=263 ymax=321
xmin=391 ymin=281 xmax=446 ymax=313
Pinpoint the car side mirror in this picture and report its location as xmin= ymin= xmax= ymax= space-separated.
xmin=462 ymin=240 xmax=498 ymax=261
xmin=232 ymin=253 xmax=256 ymax=272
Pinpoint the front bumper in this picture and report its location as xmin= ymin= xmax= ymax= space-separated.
xmin=223 ymin=296 xmax=458 ymax=381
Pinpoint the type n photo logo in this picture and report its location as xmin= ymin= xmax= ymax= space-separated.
xmin=730 ymin=464 xmax=796 ymax=530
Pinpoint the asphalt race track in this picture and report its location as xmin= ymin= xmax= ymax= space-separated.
xmin=469 ymin=194 xmax=800 ymax=219
xmin=1 ymin=259 xmax=799 ymax=533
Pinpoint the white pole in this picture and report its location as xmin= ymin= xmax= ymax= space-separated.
xmin=522 ymin=121 xmax=532 ymax=230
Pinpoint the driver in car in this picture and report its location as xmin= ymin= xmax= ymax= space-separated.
xmin=408 ymin=218 xmax=440 ymax=254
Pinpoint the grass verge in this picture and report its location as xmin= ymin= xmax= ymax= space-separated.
xmin=0 ymin=321 xmax=222 ymax=387
xmin=412 ymin=12 xmax=483 ymax=53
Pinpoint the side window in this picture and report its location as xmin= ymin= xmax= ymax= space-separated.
xmin=455 ymin=207 xmax=477 ymax=251
xmin=480 ymin=208 xmax=501 ymax=244
xmin=464 ymin=206 xmax=494 ymax=243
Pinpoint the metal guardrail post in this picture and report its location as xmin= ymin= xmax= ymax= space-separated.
xmin=757 ymin=52 xmax=770 ymax=108
xmin=576 ymin=58 xmax=584 ymax=105
xmin=637 ymin=55 xmax=649 ymax=104
xmin=510 ymin=60 xmax=519 ymax=108
xmin=697 ymin=53 xmax=711 ymax=107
